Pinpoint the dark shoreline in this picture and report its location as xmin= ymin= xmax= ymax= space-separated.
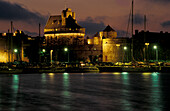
xmin=0 ymin=66 xmax=170 ymax=74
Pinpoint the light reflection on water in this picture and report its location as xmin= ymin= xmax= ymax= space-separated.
xmin=0 ymin=72 xmax=168 ymax=111
xmin=11 ymin=75 xmax=19 ymax=111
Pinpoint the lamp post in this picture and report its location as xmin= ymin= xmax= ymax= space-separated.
xmin=14 ymin=49 xmax=18 ymax=61
xmin=64 ymin=48 xmax=69 ymax=63
xmin=14 ymin=49 xmax=18 ymax=53
xmin=42 ymin=49 xmax=46 ymax=53
xmin=116 ymin=44 xmax=120 ymax=61
xmin=50 ymin=50 xmax=53 ymax=65
xmin=145 ymin=43 xmax=149 ymax=61
xmin=123 ymin=46 xmax=127 ymax=62
xmin=42 ymin=49 xmax=46 ymax=63
xmin=153 ymin=45 xmax=158 ymax=61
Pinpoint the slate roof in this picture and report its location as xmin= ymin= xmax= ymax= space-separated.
xmin=45 ymin=15 xmax=82 ymax=29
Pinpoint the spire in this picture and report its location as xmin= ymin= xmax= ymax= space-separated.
xmin=103 ymin=25 xmax=115 ymax=32
xmin=64 ymin=0 xmax=67 ymax=9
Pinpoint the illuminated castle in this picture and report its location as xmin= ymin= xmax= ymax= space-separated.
xmin=43 ymin=8 xmax=130 ymax=63
xmin=87 ymin=25 xmax=130 ymax=63
xmin=44 ymin=8 xmax=85 ymax=45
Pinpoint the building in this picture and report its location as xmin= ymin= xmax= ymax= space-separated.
xmin=133 ymin=30 xmax=170 ymax=61
xmin=44 ymin=8 xmax=85 ymax=45
xmin=0 ymin=31 xmax=30 ymax=63
xmin=43 ymin=7 xmax=131 ymax=63
xmin=87 ymin=25 xmax=130 ymax=63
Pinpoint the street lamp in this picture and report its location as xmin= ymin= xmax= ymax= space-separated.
xmin=124 ymin=46 xmax=127 ymax=50
xmin=50 ymin=50 xmax=53 ymax=65
xmin=116 ymin=44 xmax=120 ymax=61
xmin=153 ymin=45 xmax=158 ymax=61
xmin=14 ymin=49 xmax=18 ymax=61
xmin=123 ymin=46 xmax=127 ymax=62
xmin=145 ymin=43 xmax=149 ymax=61
xmin=14 ymin=49 xmax=18 ymax=53
xmin=64 ymin=48 xmax=69 ymax=63
xmin=42 ymin=49 xmax=46 ymax=53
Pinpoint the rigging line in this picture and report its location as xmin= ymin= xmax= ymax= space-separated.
xmin=126 ymin=8 xmax=132 ymax=37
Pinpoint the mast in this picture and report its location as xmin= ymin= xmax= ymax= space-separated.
xmin=39 ymin=23 xmax=41 ymax=37
xmin=131 ymin=0 xmax=134 ymax=61
xmin=11 ymin=21 xmax=13 ymax=62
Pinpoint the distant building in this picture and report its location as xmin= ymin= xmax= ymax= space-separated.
xmin=0 ymin=31 xmax=29 ymax=63
xmin=133 ymin=30 xmax=170 ymax=61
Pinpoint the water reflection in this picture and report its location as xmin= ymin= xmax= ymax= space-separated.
xmin=121 ymin=72 xmax=132 ymax=111
xmin=48 ymin=73 xmax=55 ymax=83
xmin=11 ymin=75 xmax=19 ymax=111
xmin=41 ymin=73 xmax=47 ymax=93
xmin=151 ymin=72 xmax=162 ymax=111
xmin=62 ymin=73 xmax=71 ymax=110
xmin=142 ymin=72 xmax=152 ymax=81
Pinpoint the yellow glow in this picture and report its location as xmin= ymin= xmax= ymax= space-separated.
xmin=145 ymin=43 xmax=149 ymax=46
xmin=3 ymin=33 xmax=6 ymax=36
xmin=28 ymin=37 xmax=32 ymax=40
xmin=44 ymin=29 xmax=55 ymax=32
xmin=142 ymin=72 xmax=152 ymax=75
xmin=45 ymin=33 xmax=85 ymax=37
xmin=81 ymin=63 xmax=85 ymax=67
xmin=49 ymin=73 xmax=54 ymax=76
xmin=0 ymin=51 xmax=8 ymax=63
xmin=87 ymin=39 xmax=93 ymax=44
xmin=13 ymin=33 xmax=16 ymax=36
xmin=116 ymin=44 xmax=120 ymax=47
xmin=113 ymin=72 xmax=121 ymax=75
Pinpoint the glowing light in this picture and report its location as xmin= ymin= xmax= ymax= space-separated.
xmin=145 ymin=43 xmax=149 ymax=46
xmin=116 ymin=44 xmax=120 ymax=47
xmin=142 ymin=72 xmax=152 ymax=75
xmin=49 ymin=73 xmax=54 ymax=76
xmin=152 ymin=72 xmax=160 ymax=76
xmin=14 ymin=49 xmax=18 ymax=53
xmin=43 ymin=49 xmax=45 ymax=52
xmin=153 ymin=45 xmax=157 ymax=49
xmin=122 ymin=72 xmax=128 ymax=75
xmin=124 ymin=46 xmax=127 ymax=50
xmin=64 ymin=48 xmax=68 ymax=52
xmin=81 ymin=63 xmax=85 ymax=67
xmin=113 ymin=72 xmax=121 ymax=75
xmin=13 ymin=33 xmax=16 ymax=36
xmin=45 ymin=33 xmax=85 ymax=37
xmin=3 ymin=33 xmax=6 ymax=36
xmin=64 ymin=72 xmax=69 ymax=75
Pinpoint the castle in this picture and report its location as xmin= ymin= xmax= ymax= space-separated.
xmin=44 ymin=8 xmax=130 ymax=63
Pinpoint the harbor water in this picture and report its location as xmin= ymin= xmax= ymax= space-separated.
xmin=0 ymin=72 xmax=170 ymax=111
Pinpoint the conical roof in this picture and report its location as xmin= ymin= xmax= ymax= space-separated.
xmin=103 ymin=25 xmax=115 ymax=32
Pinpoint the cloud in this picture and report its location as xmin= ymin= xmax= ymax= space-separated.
xmin=24 ymin=30 xmax=39 ymax=36
xmin=117 ymin=30 xmax=130 ymax=37
xmin=149 ymin=0 xmax=170 ymax=3
xmin=161 ymin=21 xmax=170 ymax=27
xmin=143 ymin=0 xmax=170 ymax=4
xmin=0 ymin=0 xmax=46 ymax=24
xmin=78 ymin=17 xmax=106 ymax=36
xmin=134 ymin=14 xmax=144 ymax=25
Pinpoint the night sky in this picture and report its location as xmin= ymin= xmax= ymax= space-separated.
xmin=0 ymin=0 xmax=170 ymax=37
